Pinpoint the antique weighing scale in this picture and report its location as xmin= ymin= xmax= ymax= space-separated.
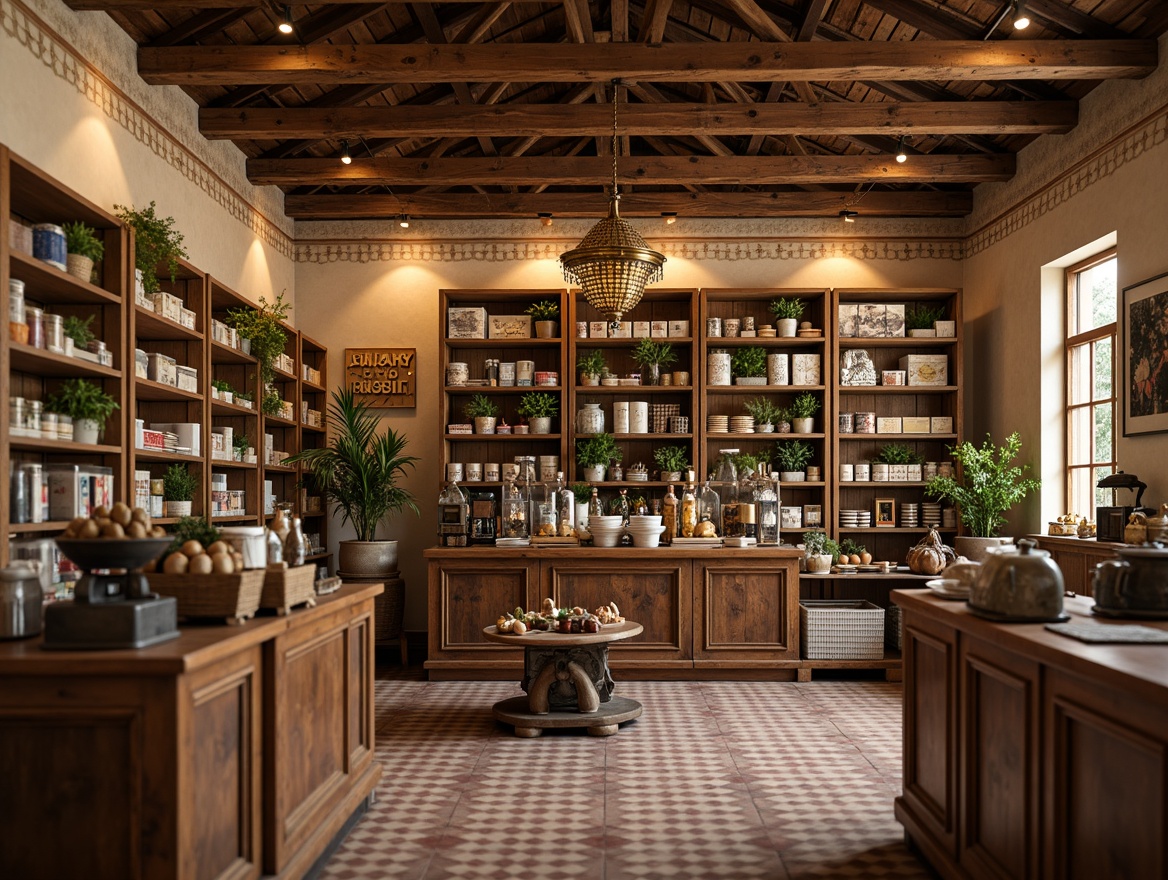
xmin=43 ymin=538 xmax=179 ymax=650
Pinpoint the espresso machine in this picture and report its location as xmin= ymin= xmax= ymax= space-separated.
xmin=1096 ymin=472 xmax=1154 ymax=543
xmin=469 ymin=490 xmax=498 ymax=544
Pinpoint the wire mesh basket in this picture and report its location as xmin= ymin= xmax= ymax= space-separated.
xmin=800 ymin=600 xmax=886 ymax=660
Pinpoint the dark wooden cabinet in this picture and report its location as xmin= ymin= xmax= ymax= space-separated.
xmin=894 ymin=589 xmax=1168 ymax=880
xmin=693 ymin=558 xmax=799 ymax=665
xmin=1031 ymin=535 xmax=1120 ymax=597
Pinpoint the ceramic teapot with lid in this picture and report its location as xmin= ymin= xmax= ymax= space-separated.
xmin=1092 ymin=543 xmax=1168 ymax=618
xmin=968 ymin=538 xmax=1068 ymax=622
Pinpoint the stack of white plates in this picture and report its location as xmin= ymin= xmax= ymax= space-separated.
xmin=922 ymin=502 xmax=942 ymax=528
xmin=901 ymin=502 xmax=919 ymax=528
xmin=707 ymin=415 xmax=729 ymax=433
xmin=729 ymin=415 xmax=755 ymax=434
xmin=839 ymin=509 xmax=872 ymax=528
xmin=926 ymin=578 xmax=969 ymax=600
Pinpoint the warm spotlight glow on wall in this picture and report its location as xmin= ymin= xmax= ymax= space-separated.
xmin=538 ymin=213 xmax=553 ymax=227
xmin=340 ymin=140 xmax=352 ymax=165
xmin=662 ymin=212 xmax=678 ymax=225
xmin=839 ymin=210 xmax=858 ymax=223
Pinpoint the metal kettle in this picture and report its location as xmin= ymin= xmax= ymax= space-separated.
xmin=968 ymin=538 xmax=1068 ymax=622
xmin=0 ymin=564 xmax=44 ymax=639
xmin=1092 ymin=543 xmax=1168 ymax=618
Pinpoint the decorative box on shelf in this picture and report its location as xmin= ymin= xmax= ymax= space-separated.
xmin=899 ymin=354 xmax=948 ymax=386
xmin=448 ymin=307 xmax=488 ymax=338
xmin=650 ymin=320 xmax=669 ymax=338
xmin=876 ymin=417 xmax=902 ymax=434
xmin=589 ymin=321 xmax=608 ymax=338
xmin=176 ymin=365 xmax=198 ymax=393
xmin=935 ymin=320 xmax=957 ymax=338
xmin=902 ymin=416 xmax=931 ymax=433
xmin=633 ymin=321 xmax=651 ymax=338
xmin=147 ymin=352 xmax=177 ymax=386
xmin=668 ymin=320 xmax=690 ymax=337
xmin=792 ymin=354 xmax=821 ymax=386
xmin=151 ymin=292 xmax=183 ymax=324
xmin=447 ymin=423 xmax=473 ymax=434
xmin=134 ymin=348 xmax=149 ymax=379
xmin=487 ymin=315 xmax=531 ymax=339
xmin=931 ymin=416 xmax=954 ymax=433
xmin=609 ymin=322 xmax=632 ymax=338
xmin=179 ymin=307 xmax=196 ymax=330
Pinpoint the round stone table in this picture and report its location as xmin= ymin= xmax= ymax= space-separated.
xmin=482 ymin=620 xmax=644 ymax=737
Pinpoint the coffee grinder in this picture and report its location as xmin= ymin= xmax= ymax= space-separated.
xmin=1096 ymin=472 xmax=1154 ymax=543
xmin=43 ymin=538 xmax=179 ymax=650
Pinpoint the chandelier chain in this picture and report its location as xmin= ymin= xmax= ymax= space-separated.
xmin=611 ymin=79 xmax=620 ymax=199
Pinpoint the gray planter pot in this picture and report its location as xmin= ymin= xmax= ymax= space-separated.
xmin=792 ymin=417 xmax=814 ymax=433
xmin=735 ymin=377 xmax=767 ymax=385
xmin=529 ymin=416 xmax=552 ymax=434
xmin=954 ymin=536 xmax=1013 ymax=563
xmin=339 ymin=540 xmax=399 ymax=576
xmin=582 ymin=465 xmax=605 ymax=482
xmin=474 ymin=416 xmax=497 ymax=434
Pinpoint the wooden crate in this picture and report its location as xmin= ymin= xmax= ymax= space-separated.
xmin=260 ymin=564 xmax=317 ymax=615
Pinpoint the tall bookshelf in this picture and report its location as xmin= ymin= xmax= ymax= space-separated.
xmin=298 ymin=332 xmax=330 ymax=568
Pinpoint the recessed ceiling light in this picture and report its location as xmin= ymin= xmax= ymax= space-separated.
xmin=661 ymin=212 xmax=678 ymax=225
xmin=839 ymin=210 xmax=858 ymax=223
xmin=399 ymin=214 xmax=410 ymax=229
xmin=538 ymin=212 xmax=553 ymax=226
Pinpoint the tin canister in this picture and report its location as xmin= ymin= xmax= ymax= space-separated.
xmin=838 ymin=412 xmax=854 ymax=433
xmin=854 ymin=411 xmax=876 ymax=434
xmin=32 ymin=224 xmax=67 ymax=271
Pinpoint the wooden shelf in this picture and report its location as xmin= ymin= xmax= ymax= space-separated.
xmin=576 ymin=337 xmax=694 ymax=347
xmin=134 ymin=378 xmax=203 ymax=402
xmin=838 ymin=527 xmax=957 ymax=534
xmin=9 ymin=250 xmax=121 ymax=306
xmin=134 ymin=448 xmax=204 ymax=463
xmin=444 ymin=433 xmax=562 ymax=441
xmin=838 ymin=336 xmax=956 ymax=346
xmin=9 ymin=520 xmax=73 ymax=534
xmin=8 ymin=342 xmax=121 ymax=379
xmin=701 ymin=336 xmax=824 ymax=347
xmin=838 ymin=385 xmax=957 ymax=394
xmin=301 ymin=379 xmax=326 ymax=392
xmin=209 ymin=513 xmax=260 ymax=523
xmin=134 ymin=305 xmax=203 ymax=342
xmin=300 ymin=423 xmax=325 ymax=434
xmin=839 ymin=433 xmax=956 ymax=441
xmin=263 ymin=414 xmax=297 ymax=427
xmin=11 ymin=437 xmax=121 ymax=455
xmin=577 ymin=385 xmax=694 ymax=394
xmin=209 ymin=458 xmax=254 ymax=469
xmin=444 ymin=337 xmax=563 ymax=348
xmin=264 ymin=464 xmax=297 ymax=473
xmin=708 ymin=432 xmax=826 ymax=440
xmin=705 ymin=384 xmax=826 ymax=393
xmin=210 ymin=399 xmax=259 ymax=417
xmin=447 ymin=385 xmax=564 ymax=394
xmin=577 ymin=432 xmax=692 ymax=441
xmin=209 ymin=340 xmax=256 ymax=364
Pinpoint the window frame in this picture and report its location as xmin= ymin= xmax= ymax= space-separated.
xmin=1064 ymin=247 xmax=1117 ymax=514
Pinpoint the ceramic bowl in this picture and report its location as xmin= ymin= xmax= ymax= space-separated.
xmin=590 ymin=529 xmax=625 ymax=548
xmin=629 ymin=515 xmax=663 ymax=527
xmin=629 ymin=525 xmax=666 ymax=548
xmin=590 ymin=515 xmax=624 ymax=527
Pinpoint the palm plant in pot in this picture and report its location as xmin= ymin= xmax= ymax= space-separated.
xmin=653 ymin=444 xmax=689 ymax=481
xmin=769 ymin=297 xmax=804 ymax=337
xmin=576 ymin=349 xmax=608 ymax=386
xmin=517 ymin=391 xmax=558 ymax=434
xmin=162 ymin=463 xmax=198 ymax=517
xmin=774 ymin=439 xmax=813 ymax=481
xmin=526 ymin=299 xmax=560 ymax=339
xmin=285 ymin=387 xmax=419 ymax=577
xmin=577 ymin=432 xmax=621 ymax=482
xmin=464 ymin=394 xmax=500 ymax=434
xmin=45 ymin=378 xmax=118 ymax=445
xmin=925 ymin=431 xmax=1041 ymax=560
xmin=731 ymin=346 xmax=767 ymax=385
xmin=789 ymin=391 xmax=821 ymax=433
xmin=62 ymin=221 xmax=105 ymax=284
xmin=631 ymin=338 xmax=677 ymax=386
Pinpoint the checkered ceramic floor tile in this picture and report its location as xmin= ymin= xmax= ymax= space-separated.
xmin=318 ymin=679 xmax=930 ymax=880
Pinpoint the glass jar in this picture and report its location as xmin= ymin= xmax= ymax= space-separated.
xmin=576 ymin=402 xmax=605 ymax=434
xmin=698 ymin=480 xmax=721 ymax=536
xmin=43 ymin=313 xmax=64 ymax=354
xmin=10 ymin=462 xmax=29 ymax=524
xmin=9 ymin=279 xmax=27 ymax=344
xmin=24 ymin=306 xmax=44 ymax=349
xmin=40 ymin=411 xmax=57 ymax=440
xmin=680 ymin=482 xmax=698 ymax=537
xmin=502 ymin=479 xmax=529 ymax=538
xmin=661 ymin=484 xmax=678 ymax=544
xmin=266 ymin=525 xmax=284 ymax=564
xmin=531 ymin=478 xmax=558 ymax=537
xmin=283 ymin=516 xmax=307 ymax=566
xmin=754 ymin=469 xmax=780 ymax=545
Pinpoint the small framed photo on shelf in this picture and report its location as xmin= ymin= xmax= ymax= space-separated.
xmin=780 ymin=506 xmax=803 ymax=529
xmin=875 ymin=498 xmax=896 ymax=527
xmin=803 ymin=504 xmax=822 ymax=527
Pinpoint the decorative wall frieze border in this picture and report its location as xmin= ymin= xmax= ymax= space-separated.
xmin=1 ymin=0 xmax=294 ymax=257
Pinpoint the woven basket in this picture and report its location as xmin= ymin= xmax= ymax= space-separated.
xmin=147 ymin=569 xmax=265 ymax=625
xmin=260 ymin=564 xmax=317 ymax=616
xmin=800 ymin=600 xmax=885 ymax=660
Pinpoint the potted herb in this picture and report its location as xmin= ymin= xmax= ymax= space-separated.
xmin=731 ymin=346 xmax=767 ymax=385
xmin=631 ymin=338 xmax=677 ymax=386
xmin=233 ymin=433 xmax=250 ymax=462
xmin=876 ymin=442 xmax=923 ymax=481
xmin=162 ymin=463 xmax=198 ymax=517
xmin=775 ymin=405 xmax=792 ymax=434
xmin=526 ymin=300 xmax=560 ymax=338
xmin=769 ymin=297 xmax=804 ymax=337
xmin=45 ymin=378 xmax=118 ymax=444
xmin=226 ymin=292 xmax=291 ymax=393
xmin=235 ymin=389 xmax=254 ymax=410
xmin=115 ymin=201 xmax=188 ymax=296
xmin=285 ymin=387 xmax=419 ymax=579
xmin=774 ymin=439 xmax=813 ymax=481
xmin=262 ymin=387 xmax=283 ymax=417
xmin=906 ymin=304 xmax=946 ymax=337
xmin=62 ymin=221 xmax=104 ymax=284
xmin=744 ymin=396 xmax=780 ymax=433
xmin=517 ymin=391 xmax=558 ymax=434
xmin=733 ymin=451 xmax=760 ymax=478
xmin=577 ymin=349 xmax=608 ymax=386
xmin=571 ymin=483 xmax=593 ymax=529
xmin=211 ymin=378 xmax=234 ymax=403
xmin=926 ymin=432 xmax=1041 ymax=560
xmin=802 ymin=530 xmax=837 ymax=572
xmin=789 ymin=391 xmax=821 ymax=433
xmin=577 ymin=432 xmax=622 ymax=482
xmin=62 ymin=314 xmax=96 ymax=358
xmin=464 ymin=393 xmax=500 ymax=434
xmin=653 ymin=445 xmax=689 ymax=481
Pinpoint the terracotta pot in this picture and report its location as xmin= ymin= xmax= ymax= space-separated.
xmin=338 ymin=540 xmax=399 ymax=576
xmin=534 ymin=320 xmax=558 ymax=339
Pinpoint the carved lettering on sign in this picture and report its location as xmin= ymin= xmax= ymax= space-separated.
xmin=344 ymin=348 xmax=416 ymax=408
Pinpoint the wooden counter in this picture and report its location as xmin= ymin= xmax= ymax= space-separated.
xmin=426 ymin=545 xmax=811 ymax=679
xmin=0 ymin=583 xmax=382 ymax=880
xmin=893 ymin=588 xmax=1168 ymax=879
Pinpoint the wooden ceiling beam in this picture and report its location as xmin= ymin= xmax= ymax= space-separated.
xmin=282 ymin=189 xmax=973 ymax=218
xmin=69 ymin=0 xmax=532 ymax=7
xmin=246 ymin=153 xmax=1015 ymax=186
xmin=138 ymin=40 xmax=1157 ymax=86
xmin=200 ymin=100 xmax=1077 ymax=139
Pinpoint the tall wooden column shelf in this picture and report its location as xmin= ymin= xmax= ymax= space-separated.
xmin=298 ymin=332 xmax=330 ymax=569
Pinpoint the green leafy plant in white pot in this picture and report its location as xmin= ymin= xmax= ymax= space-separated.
xmin=162 ymin=463 xmax=198 ymax=517
xmin=464 ymin=394 xmax=500 ymax=434
xmin=285 ymin=387 xmax=419 ymax=578
xmin=802 ymin=531 xmax=840 ymax=573
xmin=774 ymin=439 xmax=813 ymax=482
xmin=517 ymin=391 xmax=558 ymax=434
xmin=577 ymin=433 xmax=622 ymax=482
xmin=744 ymin=396 xmax=780 ymax=433
xmin=576 ymin=349 xmax=608 ymax=386
xmin=789 ymin=391 xmax=821 ymax=433
xmin=45 ymin=378 xmax=118 ymax=445
xmin=769 ymin=297 xmax=805 ymax=337
xmin=653 ymin=444 xmax=690 ymax=481
xmin=731 ymin=347 xmax=767 ymax=385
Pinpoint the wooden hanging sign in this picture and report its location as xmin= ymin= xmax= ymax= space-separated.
xmin=344 ymin=348 xmax=416 ymax=408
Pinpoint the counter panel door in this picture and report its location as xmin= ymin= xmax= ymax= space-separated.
xmin=429 ymin=559 xmax=539 ymax=661
xmin=960 ymin=636 xmax=1040 ymax=880
xmin=693 ymin=560 xmax=799 ymax=663
xmin=542 ymin=558 xmax=692 ymax=666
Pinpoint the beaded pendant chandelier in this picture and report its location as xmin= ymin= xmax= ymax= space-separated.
xmin=560 ymin=82 xmax=665 ymax=328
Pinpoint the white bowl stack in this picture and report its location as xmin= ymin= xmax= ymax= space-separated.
xmin=588 ymin=515 xmax=626 ymax=547
xmin=627 ymin=515 xmax=666 ymax=548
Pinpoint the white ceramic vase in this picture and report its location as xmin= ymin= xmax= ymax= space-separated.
xmin=74 ymin=418 xmax=101 ymax=445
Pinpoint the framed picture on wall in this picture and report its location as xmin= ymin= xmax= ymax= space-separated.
xmin=875 ymin=498 xmax=896 ymax=527
xmin=1123 ymin=270 xmax=1168 ymax=436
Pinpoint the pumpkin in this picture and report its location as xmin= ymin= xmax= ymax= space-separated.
xmin=907 ymin=528 xmax=957 ymax=575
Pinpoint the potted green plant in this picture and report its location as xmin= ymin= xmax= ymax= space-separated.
xmin=232 ymin=433 xmax=250 ymax=462
xmin=526 ymin=300 xmax=560 ymax=338
xmin=62 ymin=314 xmax=96 ymax=358
xmin=262 ymin=387 xmax=283 ymax=417
xmin=802 ymin=530 xmax=838 ymax=572
xmin=115 ymin=201 xmax=188 ymax=296
xmin=744 ymin=396 xmax=780 ymax=433
xmin=906 ymin=303 xmax=946 ymax=337
xmin=517 ymin=391 xmax=558 ymax=434
xmin=631 ymin=338 xmax=677 ymax=386
xmin=285 ymin=387 xmax=419 ymax=578
xmin=576 ymin=349 xmax=608 ymax=386
xmin=576 ymin=432 xmax=622 ymax=482
xmin=925 ymin=431 xmax=1041 ymax=560
xmin=789 ymin=391 xmax=821 ymax=433
xmin=571 ymin=483 xmax=594 ymax=528
xmin=769 ymin=297 xmax=805 ymax=337
xmin=733 ymin=451 xmax=760 ymax=478
xmin=875 ymin=442 xmax=924 ymax=481
xmin=44 ymin=378 xmax=118 ymax=444
xmin=464 ymin=393 xmax=500 ymax=434
xmin=235 ymin=389 xmax=254 ymax=410
xmin=731 ymin=346 xmax=767 ymax=385
xmin=774 ymin=404 xmax=792 ymax=434
xmin=653 ymin=445 xmax=689 ymax=481
xmin=61 ymin=221 xmax=105 ymax=283
xmin=774 ymin=439 xmax=813 ymax=481
xmin=225 ymin=291 xmax=291 ymax=392
xmin=211 ymin=378 xmax=234 ymax=403
xmin=162 ymin=463 xmax=198 ymax=517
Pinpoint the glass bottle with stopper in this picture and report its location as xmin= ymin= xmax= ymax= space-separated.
xmin=437 ymin=479 xmax=469 ymax=546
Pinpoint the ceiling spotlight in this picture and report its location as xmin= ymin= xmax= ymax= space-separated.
xmin=895 ymin=137 xmax=908 ymax=164
xmin=278 ymin=5 xmax=294 ymax=34
xmin=538 ymin=212 xmax=553 ymax=227
xmin=1012 ymin=0 xmax=1030 ymax=29
xmin=399 ymin=214 xmax=410 ymax=229
xmin=340 ymin=140 xmax=352 ymax=165
xmin=839 ymin=210 xmax=858 ymax=223
xmin=662 ymin=212 xmax=678 ymax=225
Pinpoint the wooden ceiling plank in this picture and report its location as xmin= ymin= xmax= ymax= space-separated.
xmin=69 ymin=0 xmax=533 ymax=7
xmin=612 ymin=0 xmax=629 ymax=42
xmin=145 ymin=8 xmax=250 ymax=47
xmin=1026 ymin=0 xmax=1125 ymax=38
xmin=282 ymin=189 xmax=973 ymax=218
xmin=245 ymin=153 xmax=1016 ymax=185
xmin=199 ymin=100 xmax=1078 ymax=139
xmin=638 ymin=0 xmax=674 ymax=42
xmin=139 ymin=41 xmax=1157 ymax=86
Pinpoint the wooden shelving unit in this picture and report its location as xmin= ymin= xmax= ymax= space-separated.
xmin=298 ymin=332 xmax=329 ymax=567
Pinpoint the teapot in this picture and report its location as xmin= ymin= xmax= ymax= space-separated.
xmin=0 ymin=564 xmax=44 ymax=640
xmin=1092 ymin=543 xmax=1168 ymax=618
xmin=968 ymin=538 xmax=1067 ymax=622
